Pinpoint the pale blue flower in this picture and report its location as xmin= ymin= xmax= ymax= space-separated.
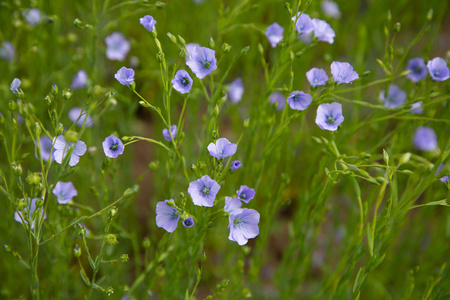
xmin=228 ymin=208 xmax=260 ymax=246
xmin=427 ymin=57 xmax=449 ymax=81
xmin=265 ymin=22 xmax=284 ymax=48
xmin=102 ymin=135 xmax=125 ymax=158
xmin=156 ymin=200 xmax=180 ymax=233
xmin=227 ymin=77 xmax=244 ymax=104
xmin=53 ymin=135 xmax=87 ymax=166
xmin=188 ymin=175 xmax=221 ymax=207
xmin=379 ymin=84 xmax=407 ymax=109
xmin=224 ymin=197 xmax=243 ymax=215
xmin=105 ymin=32 xmax=130 ymax=61
xmin=163 ymin=125 xmax=177 ymax=142
xmin=413 ymin=126 xmax=437 ymax=152
xmin=312 ymin=19 xmax=335 ymax=44
xmin=306 ymin=68 xmax=329 ymax=87
xmin=207 ymin=138 xmax=237 ymax=159
xmin=186 ymin=46 xmax=217 ymax=79
xmin=287 ymin=91 xmax=312 ymax=111
xmin=71 ymin=70 xmax=88 ymax=90
xmin=331 ymin=61 xmax=359 ymax=84
xmin=140 ymin=15 xmax=156 ymax=32
xmin=52 ymin=181 xmax=78 ymax=204
xmin=236 ymin=185 xmax=255 ymax=203
xmin=315 ymin=102 xmax=344 ymax=131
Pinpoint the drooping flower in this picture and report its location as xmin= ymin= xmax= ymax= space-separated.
xmin=10 ymin=78 xmax=21 ymax=94
xmin=163 ymin=125 xmax=177 ymax=142
xmin=36 ymin=136 xmax=53 ymax=162
xmin=379 ymin=84 xmax=407 ymax=109
xmin=413 ymin=126 xmax=437 ymax=152
xmin=155 ymin=200 xmax=180 ymax=233
xmin=227 ymin=77 xmax=244 ymax=104
xmin=287 ymin=91 xmax=312 ymax=111
xmin=71 ymin=70 xmax=88 ymax=90
xmin=188 ymin=175 xmax=221 ymax=207
xmin=269 ymin=92 xmax=286 ymax=111
xmin=406 ymin=58 xmax=427 ymax=83
xmin=182 ymin=217 xmax=195 ymax=228
xmin=410 ymin=101 xmax=423 ymax=114
xmin=139 ymin=15 xmax=156 ymax=32
xmin=171 ymin=70 xmax=193 ymax=94
xmin=321 ymin=1 xmax=341 ymax=19
xmin=312 ymin=19 xmax=335 ymax=44
xmin=228 ymin=208 xmax=260 ymax=246
xmin=292 ymin=13 xmax=314 ymax=36
xmin=69 ymin=107 xmax=93 ymax=128
xmin=427 ymin=57 xmax=449 ymax=81
xmin=186 ymin=46 xmax=217 ymax=79
xmin=331 ymin=61 xmax=359 ymax=84
xmin=53 ymin=135 xmax=87 ymax=166
xmin=435 ymin=164 xmax=449 ymax=183
xmin=105 ymin=32 xmax=130 ymax=61
xmin=265 ymin=22 xmax=284 ymax=48
xmin=185 ymin=43 xmax=200 ymax=60
xmin=14 ymin=198 xmax=46 ymax=229
xmin=207 ymin=138 xmax=237 ymax=159
xmin=102 ymin=135 xmax=125 ymax=158
xmin=306 ymin=68 xmax=329 ymax=87
xmin=236 ymin=185 xmax=255 ymax=203
xmin=224 ymin=197 xmax=243 ymax=215
xmin=52 ymin=181 xmax=78 ymax=204
xmin=115 ymin=67 xmax=135 ymax=86
xmin=315 ymin=102 xmax=344 ymax=131
xmin=231 ymin=160 xmax=242 ymax=172
xmin=0 ymin=41 xmax=15 ymax=61
xmin=22 ymin=8 xmax=43 ymax=26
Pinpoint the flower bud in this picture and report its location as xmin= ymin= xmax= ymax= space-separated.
xmin=3 ymin=245 xmax=11 ymax=253
xmin=62 ymin=89 xmax=73 ymax=100
xmin=105 ymin=234 xmax=118 ymax=246
xmin=123 ymin=185 xmax=139 ymax=198
xmin=208 ymin=36 xmax=215 ymax=49
xmin=73 ymin=245 xmax=82 ymax=257
xmin=44 ymin=95 xmax=52 ymax=106
xmin=177 ymin=35 xmax=186 ymax=46
xmin=109 ymin=207 xmax=118 ymax=218
xmin=155 ymin=265 xmax=166 ymax=278
xmin=76 ymin=223 xmax=87 ymax=237
xmin=51 ymin=84 xmax=58 ymax=95
xmin=143 ymin=238 xmax=151 ymax=248
xmin=64 ymin=130 xmax=78 ymax=143
xmin=243 ymin=117 xmax=250 ymax=128
xmin=212 ymin=130 xmax=219 ymax=140
xmin=166 ymin=32 xmax=177 ymax=44
xmin=120 ymin=254 xmax=129 ymax=263
xmin=26 ymin=172 xmax=40 ymax=185
xmin=201 ymin=251 xmax=206 ymax=263
xmin=148 ymin=161 xmax=160 ymax=170
xmin=393 ymin=22 xmax=401 ymax=33
xmin=11 ymin=162 xmax=22 ymax=176
xmin=222 ymin=43 xmax=231 ymax=53
xmin=9 ymin=100 xmax=17 ymax=112
xmin=106 ymin=287 xmax=114 ymax=296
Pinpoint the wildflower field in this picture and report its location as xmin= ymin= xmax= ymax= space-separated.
xmin=1 ymin=0 xmax=450 ymax=299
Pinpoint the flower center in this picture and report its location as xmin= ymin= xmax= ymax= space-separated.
xmin=202 ymin=187 xmax=210 ymax=195
xmin=240 ymin=193 xmax=247 ymax=200
xmin=203 ymin=60 xmax=211 ymax=69
xmin=110 ymin=143 xmax=118 ymax=151
xmin=171 ymin=211 xmax=178 ymax=220
xmin=184 ymin=220 xmax=192 ymax=226
xmin=326 ymin=116 xmax=335 ymax=124
xmin=233 ymin=218 xmax=242 ymax=226
xmin=181 ymin=77 xmax=189 ymax=86
xmin=413 ymin=66 xmax=422 ymax=73
xmin=313 ymin=79 xmax=318 ymax=83
xmin=434 ymin=71 xmax=440 ymax=77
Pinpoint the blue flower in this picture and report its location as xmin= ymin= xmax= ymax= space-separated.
xmin=184 ymin=43 xmax=200 ymax=60
xmin=265 ymin=22 xmax=284 ymax=48
xmin=102 ymin=135 xmax=125 ymax=158
xmin=69 ymin=107 xmax=93 ymax=128
xmin=413 ymin=126 xmax=437 ymax=152
xmin=228 ymin=208 xmax=260 ymax=246
xmin=35 ymin=136 xmax=54 ymax=162
xmin=410 ymin=101 xmax=423 ymax=114
xmin=163 ymin=125 xmax=178 ymax=142
xmin=321 ymin=1 xmax=341 ymax=19
xmin=139 ymin=15 xmax=156 ymax=32
xmin=115 ymin=67 xmax=135 ymax=86
xmin=287 ymin=91 xmax=312 ymax=111
xmin=269 ymin=92 xmax=286 ymax=111
xmin=53 ymin=135 xmax=87 ymax=166
xmin=207 ymin=138 xmax=237 ymax=159
xmin=71 ymin=70 xmax=88 ymax=90
xmin=105 ymin=32 xmax=130 ymax=61
xmin=427 ymin=57 xmax=449 ymax=81
xmin=188 ymin=175 xmax=221 ymax=207
xmin=236 ymin=185 xmax=255 ymax=203
xmin=331 ymin=61 xmax=359 ymax=84
xmin=172 ymin=70 xmax=193 ymax=94
xmin=292 ymin=13 xmax=314 ymax=35
xmin=52 ymin=181 xmax=78 ymax=204
xmin=435 ymin=164 xmax=449 ymax=183
xmin=224 ymin=197 xmax=243 ymax=215
xmin=0 ymin=41 xmax=15 ymax=61
xmin=306 ymin=68 xmax=329 ymax=87
xmin=10 ymin=78 xmax=21 ymax=95
xmin=14 ymin=198 xmax=46 ymax=229
xmin=186 ymin=46 xmax=217 ymax=79
xmin=231 ymin=160 xmax=242 ymax=172
xmin=156 ymin=200 xmax=180 ymax=233
xmin=22 ymin=8 xmax=43 ymax=26
xmin=227 ymin=77 xmax=244 ymax=104
xmin=182 ymin=217 xmax=195 ymax=228
xmin=379 ymin=84 xmax=407 ymax=109
xmin=315 ymin=102 xmax=344 ymax=131
xmin=312 ymin=19 xmax=335 ymax=44
xmin=406 ymin=58 xmax=427 ymax=83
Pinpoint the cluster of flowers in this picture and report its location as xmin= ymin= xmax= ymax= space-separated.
xmin=266 ymin=12 xmax=336 ymax=48
xmin=156 ymin=138 xmax=259 ymax=246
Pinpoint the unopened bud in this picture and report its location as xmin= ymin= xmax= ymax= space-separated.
xmin=120 ymin=254 xmax=129 ymax=263
xmin=222 ymin=43 xmax=232 ymax=53
xmin=208 ymin=36 xmax=215 ymax=49
xmin=62 ymin=89 xmax=73 ymax=100
xmin=105 ymin=234 xmax=118 ymax=246
xmin=73 ymin=245 xmax=82 ymax=257
xmin=64 ymin=130 xmax=78 ymax=143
